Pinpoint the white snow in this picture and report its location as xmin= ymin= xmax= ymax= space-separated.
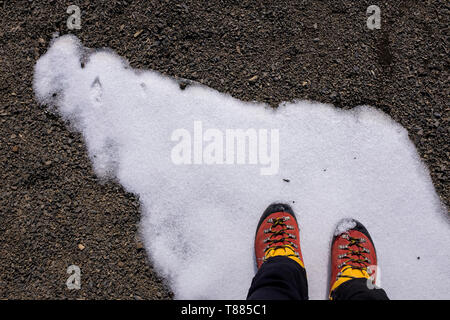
xmin=334 ymin=218 xmax=357 ymax=236
xmin=33 ymin=35 xmax=450 ymax=300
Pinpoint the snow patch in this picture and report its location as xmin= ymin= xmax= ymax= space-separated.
xmin=33 ymin=35 xmax=450 ymax=300
xmin=334 ymin=219 xmax=357 ymax=236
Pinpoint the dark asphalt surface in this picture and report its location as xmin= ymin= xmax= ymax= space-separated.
xmin=0 ymin=0 xmax=448 ymax=299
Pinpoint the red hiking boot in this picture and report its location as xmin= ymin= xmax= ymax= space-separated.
xmin=329 ymin=218 xmax=378 ymax=299
xmin=254 ymin=203 xmax=304 ymax=269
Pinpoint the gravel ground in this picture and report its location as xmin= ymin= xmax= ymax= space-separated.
xmin=0 ymin=0 xmax=448 ymax=299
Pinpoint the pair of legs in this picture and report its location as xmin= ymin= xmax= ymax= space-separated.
xmin=247 ymin=203 xmax=389 ymax=300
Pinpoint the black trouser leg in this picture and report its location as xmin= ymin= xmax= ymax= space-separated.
xmin=247 ymin=256 xmax=308 ymax=300
xmin=331 ymin=278 xmax=389 ymax=300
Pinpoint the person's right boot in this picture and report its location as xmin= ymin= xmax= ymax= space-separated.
xmin=329 ymin=218 xmax=378 ymax=300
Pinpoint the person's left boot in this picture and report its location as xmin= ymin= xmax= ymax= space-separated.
xmin=254 ymin=203 xmax=305 ymax=269
xmin=329 ymin=218 xmax=378 ymax=299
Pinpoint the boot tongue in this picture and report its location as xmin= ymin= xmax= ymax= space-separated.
xmin=344 ymin=232 xmax=368 ymax=268
xmin=269 ymin=217 xmax=289 ymax=245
